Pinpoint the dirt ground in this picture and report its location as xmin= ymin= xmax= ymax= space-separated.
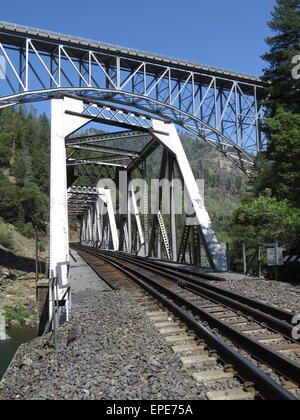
xmin=0 ymin=278 xmax=37 ymax=327
xmin=0 ymin=227 xmax=47 ymax=327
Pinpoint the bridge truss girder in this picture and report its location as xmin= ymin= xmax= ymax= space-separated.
xmin=69 ymin=186 xmax=119 ymax=251
xmin=62 ymin=97 xmax=227 ymax=272
xmin=48 ymin=95 xmax=230 ymax=329
xmin=0 ymin=22 xmax=266 ymax=176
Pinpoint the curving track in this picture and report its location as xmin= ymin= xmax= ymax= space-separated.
xmin=71 ymin=244 xmax=300 ymax=400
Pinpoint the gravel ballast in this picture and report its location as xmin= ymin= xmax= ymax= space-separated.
xmin=0 ymin=289 xmax=204 ymax=400
xmin=1 ymin=268 xmax=299 ymax=401
xmin=214 ymin=276 xmax=300 ymax=314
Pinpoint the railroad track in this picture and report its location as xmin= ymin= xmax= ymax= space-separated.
xmin=71 ymin=244 xmax=300 ymax=400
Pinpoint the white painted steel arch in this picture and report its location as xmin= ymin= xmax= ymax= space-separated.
xmin=0 ymin=87 xmax=259 ymax=176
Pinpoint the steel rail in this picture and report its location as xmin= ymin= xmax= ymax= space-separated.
xmin=107 ymin=250 xmax=296 ymax=325
xmin=89 ymin=249 xmax=296 ymax=336
xmin=73 ymin=246 xmax=300 ymax=390
xmin=73 ymin=246 xmax=296 ymax=400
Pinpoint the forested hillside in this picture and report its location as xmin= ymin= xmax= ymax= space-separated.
xmin=0 ymin=107 xmax=49 ymax=246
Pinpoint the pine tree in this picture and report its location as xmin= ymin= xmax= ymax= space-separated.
xmin=229 ymin=1 xmax=300 ymax=275
xmin=266 ymin=108 xmax=300 ymax=206
xmin=261 ymin=0 xmax=300 ymax=205
xmin=262 ymin=0 xmax=300 ymax=115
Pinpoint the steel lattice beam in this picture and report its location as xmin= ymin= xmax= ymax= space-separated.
xmin=67 ymin=160 xmax=126 ymax=168
xmin=0 ymin=21 xmax=267 ymax=175
xmin=66 ymin=142 xmax=140 ymax=157
xmin=67 ymin=130 xmax=151 ymax=145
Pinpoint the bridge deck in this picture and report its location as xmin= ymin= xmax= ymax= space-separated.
xmin=69 ymin=249 xmax=111 ymax=312
xmin=0 ymin=20 xmax=264 ymax=86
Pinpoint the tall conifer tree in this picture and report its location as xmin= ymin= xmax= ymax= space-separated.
xmin=262 ymin=0 xmax=300 ymax=115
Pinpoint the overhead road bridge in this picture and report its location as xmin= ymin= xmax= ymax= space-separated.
xmin=0 ymin=20 xmax=266 ymax=176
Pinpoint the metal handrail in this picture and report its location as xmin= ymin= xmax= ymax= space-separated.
xmin=42 ymin=267 xmax=70 ymax=349
xmin=0 ymin=20 xmax=262 ymax=82
xmin=42 ymin=274 xmax=59 ymax=347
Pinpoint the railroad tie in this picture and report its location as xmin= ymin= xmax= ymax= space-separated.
xmin=240 ymin=325 xmax=267 ymax=334
xmin=207 ymin=307 xmax=227 ymax=314
xmin=206 ymin=388 xmax=256 ymax=401
xmin=218 ymin=313 xmax=241 ymax=319
xmin=154 ymin=321 xmax=178 ymax=328
xmin=149 ymin=315 xmax=172 ymax=322
xmin=192 ymin=369 xmax=235 ymax=384
xmin=159 ymin=326 xmax=187 ymax=335
xmin=146 ymin=311 xmax=165 ymax=316
xmin=280 ymin=380 xmax=299 ymax=397
xmin=254 ymin=334 xmax=283 ymax=344
xmin=180 ymin=354 xmax=218 ymax=367
xmin=164 ymin=335 xmax=197 ymax=343
xmin=273 ymin=344 xmax=300 ymax=354
xmin=171 ymin=343 xmax=205 ymax=353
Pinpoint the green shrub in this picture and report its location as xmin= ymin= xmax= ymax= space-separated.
xmin=17 ymin=222 xmax=35 ymax=239
xmin=3 ymin=307 xmax=30 ymax=323
xmin=0 ymin=222 xmax=14 ymax=249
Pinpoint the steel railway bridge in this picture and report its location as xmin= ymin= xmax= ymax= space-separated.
xmin=0 ymin=21 xmax=266 ymax=322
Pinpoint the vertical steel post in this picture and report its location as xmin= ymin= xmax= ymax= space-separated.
xmin=35 ymin=228 xmax=39 ymax=282
xmin=168 ymin=153 xmax=177 ymax=261
xmin=226 ymin=243 xmax=230 ymax=272
xmin=257 ymin=244 xmax=262 ymax=278
xmin=242 ymin=244 xmax=247 ymax=275
xmin=149 ymin=150 xmax=169 ymax=257
xmin=157 ymin=230 xmax=161 ymax=259
xmin=275 ymin=243 xmax=279 ymax=281
xmin=130 ymin=184 xmax=145 ymax=256
xmin=142 ymin=160 xmax=149 ymax=256
xmin=127 ymin=181 xmax=132 ymax=253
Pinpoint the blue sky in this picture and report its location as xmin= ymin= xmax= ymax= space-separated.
xmin=1 ymin=0 xmax=276 ymax=76
xmin=0 ymin=0 xmax=277 ymax=116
